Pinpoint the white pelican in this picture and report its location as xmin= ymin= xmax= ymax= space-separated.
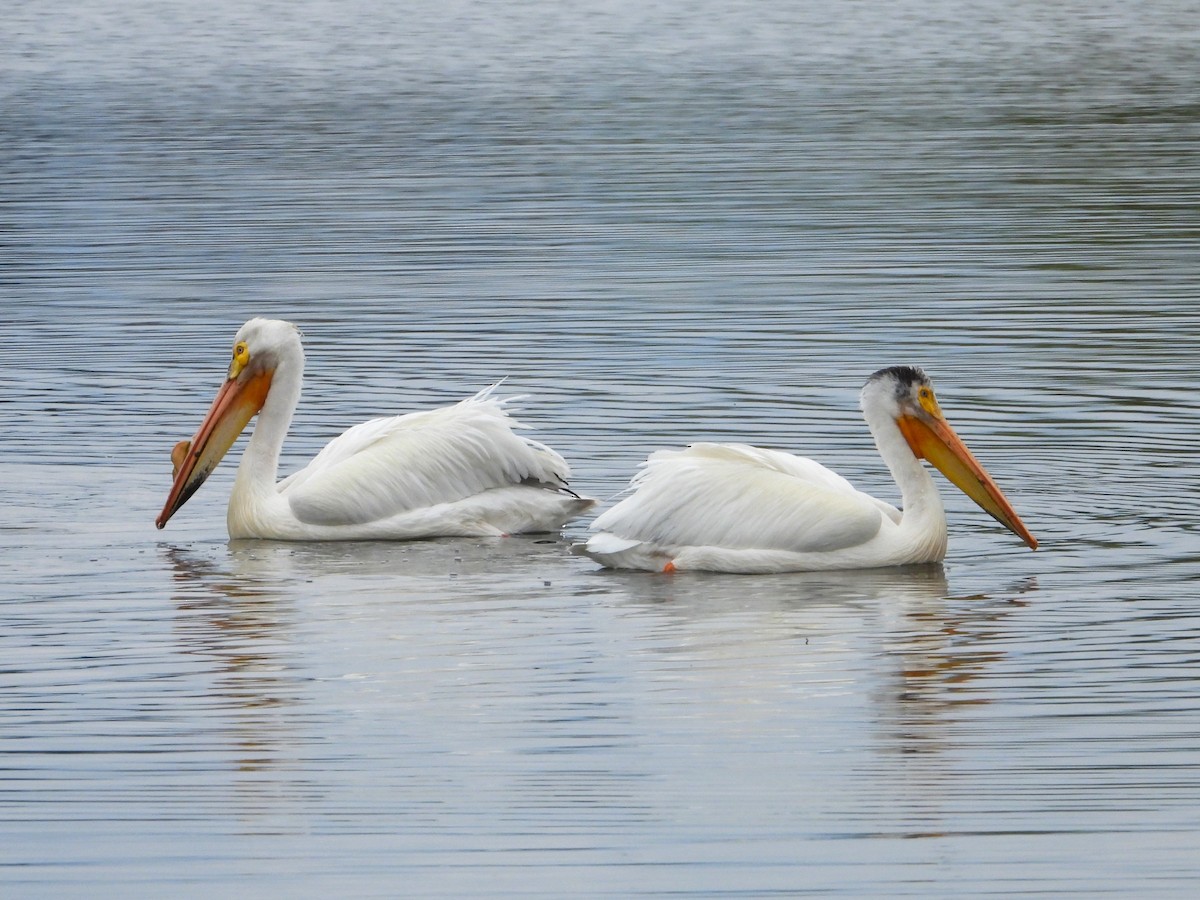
xmin=156 ymin=318 xmax=595 ymax=539
xmin=575 ymin=365 xmax=1037 ymax=574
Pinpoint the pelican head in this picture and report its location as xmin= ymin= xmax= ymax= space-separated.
xmin=862 ymin=365 xmax=1038 ymax=549
xmin=156 ymin=318 xmax=303 ymax=529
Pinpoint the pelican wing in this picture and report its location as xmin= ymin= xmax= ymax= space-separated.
xmin=281 ymin=389 xmax=572 ymax=527
xmin=592 ymin=443 xmax=895 ymax=553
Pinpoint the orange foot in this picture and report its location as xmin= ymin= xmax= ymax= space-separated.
xmin=662 ymin=560 xmax=678 ymax=574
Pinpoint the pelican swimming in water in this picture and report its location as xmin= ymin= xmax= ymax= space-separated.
xmin=575 ymin=365 xmax=1037 ymax=574
xmin=156 ymin=318 xmax=594 ymax=539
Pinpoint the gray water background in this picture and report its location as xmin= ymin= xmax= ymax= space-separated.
xmin=3 ymin=0 xmax=1200 ymax=896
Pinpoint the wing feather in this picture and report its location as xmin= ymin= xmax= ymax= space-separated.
xmin=592 ymin=443 xmax=889 ymax=554
xmin=281 ymin=389 xmax=573 ymax=527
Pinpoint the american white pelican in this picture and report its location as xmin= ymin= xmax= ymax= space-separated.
xmin=156 ymin=318 xmax=595 ymax=540
xmin=575 ymin=365 xmax=1037 ymax=574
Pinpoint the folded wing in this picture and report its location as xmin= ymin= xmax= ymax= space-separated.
xmin=592 ymin=442 xmax=898 ymax=554
xmin=280 ymin=389 xmax=574 ymax=527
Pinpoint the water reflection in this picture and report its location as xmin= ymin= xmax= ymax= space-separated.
xmin=604 ymin=566 xmax=1040 ymax=764
xmin=598 ymin=563 xmax=951 ymax=611
xmin=874 ymin=575 xmax=1039 ymax=751
xmin=222 ymin=533 xmax=578 ymax=583
xmin=165 ymin=546 xmax=311 ymax=786
xmin=852 ymin=575 xmax=1039 ymax=842
xmin=165 ymin=537 xmax=661 ymax=834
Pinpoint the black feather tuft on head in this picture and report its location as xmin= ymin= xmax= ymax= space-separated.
xmin=866 ymin=365 xmax=929 ymax=389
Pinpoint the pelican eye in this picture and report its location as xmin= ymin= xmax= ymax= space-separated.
xmin=227 ymin=340 xmax=252 ymax=379
xmin=917 ymin=385 xmax=942 ymax=417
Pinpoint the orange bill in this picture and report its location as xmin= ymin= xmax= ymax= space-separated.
xmin=897 ymin=414 xmax=1038 ymax=549
xmin=156 ymin=368 xmax=273 ymax=529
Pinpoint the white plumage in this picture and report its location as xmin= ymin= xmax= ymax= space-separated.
xmin=158 ymin=318 xmax=594 ymax=540
xmin=575 ymin=366 xmax=1036 ymax=574
xmin=592 ymin=443 xmax=898 ymax=551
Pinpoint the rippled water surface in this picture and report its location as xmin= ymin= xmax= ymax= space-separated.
xmin=4 ymin=0 xmax=1200 ymax=896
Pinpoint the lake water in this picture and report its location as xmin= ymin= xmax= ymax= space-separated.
xmin=3 ymin=0 xmax=1200 ymax=895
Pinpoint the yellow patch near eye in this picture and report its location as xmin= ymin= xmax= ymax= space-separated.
xmin=918 ymin=387 xmax=943 ymax=418
xmin=227 ymin=341 xmax=251 ymax=379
